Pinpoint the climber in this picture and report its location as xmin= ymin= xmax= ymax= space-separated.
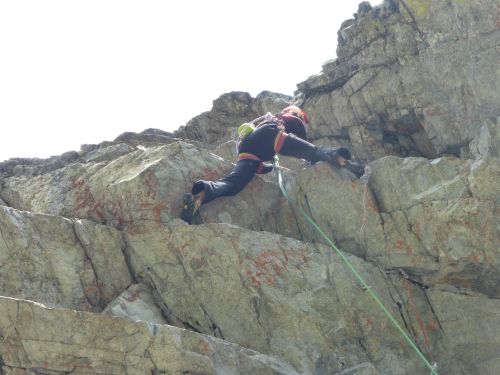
xmin=180 ymin=105 xmax=368 ymax=224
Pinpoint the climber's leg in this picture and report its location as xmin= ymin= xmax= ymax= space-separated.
xmin=180 ymin=159 xmax=259 ymax=224
xmin=278 ymin=133 xmax=319 ymax=162
xmin=279 ymin=133 xmax=353 ymax=167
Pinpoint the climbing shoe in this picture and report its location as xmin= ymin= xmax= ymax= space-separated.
xmin=345 ymin=160 xmax=366 ymax=178
xmin=180 ymin=193 xmax=200 ymax=224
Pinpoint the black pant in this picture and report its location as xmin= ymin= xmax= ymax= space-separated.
xmin=192 ymin=159 xmax=260 ymax=204
xmin=192 ymin=133 xmax=339 ymax=204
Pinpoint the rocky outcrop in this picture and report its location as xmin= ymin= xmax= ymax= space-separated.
xmin=0 ymin=142 xmax=289 ymax=233
xmin=299 ymin=0 xmax=499 ymax=162
xmin=0 ymin=129 xmax=201 ymax=179
xmin=0 ymin=0 xmax=498 ymax=374
xmin=174 ymin=91 xmax=293 ymax=145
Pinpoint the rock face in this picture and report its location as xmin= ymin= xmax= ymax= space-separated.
xmin=0 ymin=142 xmax=288 ymax=234
xmin=0 ymin=206 xmax=132 ymax=311
xmin=299 ymin=0 xmax=499 ymax=162
xmin=286 ymin=157 xmax=499 ymax=295
xmin=124 ymin=220 xmax=480 ymax=374
xmin=0 ymin=1 xmax=499 ymax=374
xmin=0 ymin=296 xmax=298 ymax=375
xmin=103 ymin=283 xmax=168 ymax=324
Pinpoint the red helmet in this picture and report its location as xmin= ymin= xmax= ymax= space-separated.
xmin=279 ymin=105 xmax=309 ymax=125
xmin=278 ymin=105 xmax=309 ymax=140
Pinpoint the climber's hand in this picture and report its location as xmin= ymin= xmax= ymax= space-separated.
xmin=335 ymin=154 xmax=348 ymax=167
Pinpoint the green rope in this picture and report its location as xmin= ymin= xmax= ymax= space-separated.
xmin=275 ymin=163 xmax=439 ymax=375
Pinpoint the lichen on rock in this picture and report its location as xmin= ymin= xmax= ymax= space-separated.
xmin=0 ymin=1 xmax=499 ymax=374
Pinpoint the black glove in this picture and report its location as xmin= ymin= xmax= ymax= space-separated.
xmin=344 ymin=160 xmax=366 ymax=178
xmin=314 ymin=147 xmax=352 ymax=167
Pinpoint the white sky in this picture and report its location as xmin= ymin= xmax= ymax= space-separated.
xmin=0 ymin=0 xmax=382 ymax=162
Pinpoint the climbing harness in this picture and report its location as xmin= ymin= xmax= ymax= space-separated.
xmin=274 ymin=157 xmax=439 ymax=375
